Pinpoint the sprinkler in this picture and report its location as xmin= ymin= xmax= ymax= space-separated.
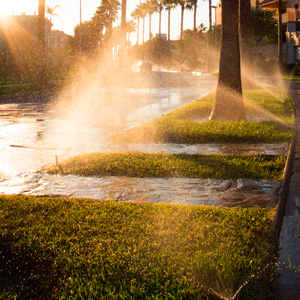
xmin=55 ymin=155 xmax=64 ymax=173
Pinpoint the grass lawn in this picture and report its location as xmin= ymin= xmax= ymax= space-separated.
xmin=0 ymin=195 xmax=273 ymax=300
xmin=111 ymin=91 xmax=294 ymax=144
xmin=48 ymin=152 xmax=286 ymax=180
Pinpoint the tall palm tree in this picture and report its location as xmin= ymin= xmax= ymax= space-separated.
xmin=46 ymin=3 xmax=60 ymax=28
xmin=38 ymin=0 xmax=47 ymax=86
xmin=157 ymin=1 xmax=164 ymax=38
xmin=131 ymin=7 xmax=140 ymax=44
xmin=126 ymin=20 xmax=137 ymax=43
xmin=95 ymin=0 xmax=120 ymax=37
xmin=138 ymin=2 xmax=147 ymax=44
xmin=94 ymin=0 xmax=120 ymax=63
xmin=163 ymin=0 xmax=176 ymax=40
xmin=121 ymin=0 xmax=127 ymax=47
xmin=145 ymin=0 xmax=158 ymax=40
xmin=178 ymin=0 xmax=193 ymax=40
xmin=210 ymin=0 xmax=246 ymax=121
xmin=191 ymin=0 xmax=198 ymax=30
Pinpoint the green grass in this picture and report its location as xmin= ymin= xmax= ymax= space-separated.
xmin=283 ymin=73 xmax=300 ymax=83
xmin=111 ymin=91 xmax=294 ymax=144
xmin=48 ymin=152 xmax=286 ymax=180
xmin=0 ymin=195 xmax=273 ymax=299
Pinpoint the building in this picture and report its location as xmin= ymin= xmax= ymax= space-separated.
xmin=6 ymin=13 xmax=52 ymax=44
xmin=49 ymin=30 xmax=71 ymax=49
xmin=215 ymin=0 xmax=300 ymax=64
xmin=259 ymin=0 xmax=300 ymax=63
xmin=0 ymin=13 xmax=70 ymax=50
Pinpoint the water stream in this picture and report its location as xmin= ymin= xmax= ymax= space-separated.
xmin=0 ymin=76 xmax=285 ymax=206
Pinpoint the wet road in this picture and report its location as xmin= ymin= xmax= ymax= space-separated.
xmin=0 ymin=74 xmax=217 ymax=178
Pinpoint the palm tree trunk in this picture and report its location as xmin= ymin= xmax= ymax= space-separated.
xmin=210 ymin=0 xmax=246 ymax=121
xmin=143 ymin=17 xmax=145 ymax=44
xmin=120 ymin=0 xmax=127 ymax=68
xmin=193 ymin=0 xmax=197 ymax=31
xmin=38 ymin=0 xmax=47 ymax=87
xmin=278 ymin=0 xmax=283 ymax=65
xmin=137 ymin=17 xmax=140 ymax=45
xmin=121 ymin=0 xmax=127 ymax=46
xmin=149 ymin=13 xmax=152 ymax=40
xmin=159 ymin=8 xmax=162 ymax=37
xmin=240 ymin=0 xmax=255 ymax=88
xmin=168 ymin=6 xmax=171 ymax=40
xmin=209 ymin=0 xmax=212 ymax=31
xmin=180 ymin=3 xmax=184 ymax=40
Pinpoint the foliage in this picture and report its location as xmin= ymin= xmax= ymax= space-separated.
xmin=205 ymin=25 xmax=222 ymax=50
xmin=72 ymin=20 xmax=102 ymax=54
xmin=0 ymin=20 xmax=40 ymax=78
xmin=48 ymin=152 xmax=286 ymax=180
xmin=251 ymin=8 xmax=278 ymax=45
xmin=0 ymin=195 xmax=273 ymax=299
xmin=174 ymin=25 xmax=207 ymax=70
xmin=132 ymin=38 xmax=173 ymax=66
xmin=112 ymin=91 xmax=294 ymax=144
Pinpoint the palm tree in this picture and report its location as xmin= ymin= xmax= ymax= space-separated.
xmin=191 ymin=0 xmax=198 ymax=30
xmin=46 ymin=2 xmax=60 ymax=29
xmin=163 ymin=0 xmax=176 ymax=40
xmin=138 ymin=2 xmax=147 ymax=44
xmin=178 ymin=0 xmax=193 ymax=40
xmin=121 ymin=0 xmax=127 ymax=46
xmin=145 ymin=0 xmax=158 ymax=40
xmin=93 ymin=0 xmax=120 ymax=63
xmin=131 ymin=7 xmax=140 ymax=44
xmin=38 ymin=0 xmax=47 ymax=86
xmin=95 ymin=0 xmax=120 ymax=37
xmin=126 ymin=20 xmax=137 ymax=43
xmin=210 ymin=0 xmax=246 ymax=121
xmin=157 ymin=1 xmax=164 ymax=38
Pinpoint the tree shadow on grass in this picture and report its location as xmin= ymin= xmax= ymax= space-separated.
xmin=0 ymin=242 xmax=57 ymax=299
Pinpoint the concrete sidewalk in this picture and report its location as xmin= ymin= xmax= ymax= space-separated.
xmin=273 ymin=79 xmax=300 ymax=300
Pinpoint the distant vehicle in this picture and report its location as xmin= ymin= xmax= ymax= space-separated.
xmin=137 ymin=60 xmax=152 ymax=72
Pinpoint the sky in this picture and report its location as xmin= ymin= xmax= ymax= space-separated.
xmin=0 ymin=0 xmax=219 ymax=43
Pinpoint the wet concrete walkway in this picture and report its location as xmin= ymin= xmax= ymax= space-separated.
xmin=273 ymin=79 xmax=300 ymax=300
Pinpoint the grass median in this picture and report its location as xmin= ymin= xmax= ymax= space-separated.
xmin=111 ymin=91 xmax=294 ymax=144
xmin=48 ymin=152 xmax=286 ymax=180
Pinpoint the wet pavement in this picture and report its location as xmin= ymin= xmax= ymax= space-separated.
xmin=273 ymin=79 xmax=300 ymax=300
xmin=0 ymin=172 xmax=281 ymax=207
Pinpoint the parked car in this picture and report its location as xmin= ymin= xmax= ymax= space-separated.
xmin=137 ymin=60 xmax=152 ymax=72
